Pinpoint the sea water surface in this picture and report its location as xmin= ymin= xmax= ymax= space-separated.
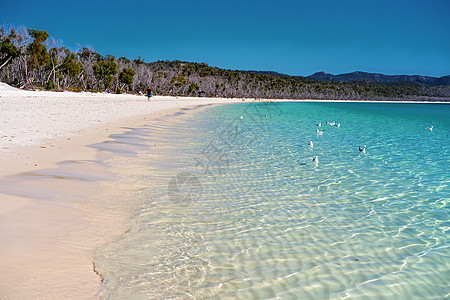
xmin=94 ymin=102 xmax=449 ymax=299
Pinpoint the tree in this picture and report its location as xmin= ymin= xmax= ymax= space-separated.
xmin=188 ymin=83 xmax=199 ymax=94
xmin=119 ymin=68 xmax=135 ymax=85
xmin=27 ymin=29 xmax=50 ymax=70
xmin=62 ymin=53 xmax=81 ymax=77
xmin=93 ymin=56 xmax=117 ymax=90
xmin=0 ymin=37 xmax=19 ymax=70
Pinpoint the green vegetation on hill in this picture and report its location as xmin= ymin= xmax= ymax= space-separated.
xmin=1 ymin=26 xmax=449 ymax=101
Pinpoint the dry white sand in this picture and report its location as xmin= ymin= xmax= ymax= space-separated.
xmin=0 ymin=83 xmax=246 ymax=151
xmin=0 ymin=83 xmax=248 ymax=299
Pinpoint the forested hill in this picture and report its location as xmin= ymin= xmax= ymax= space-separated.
xmin=1 ymin=26 xmax=449 ymax=101
xmin=307 ymin=71 xmax=450 ymax=86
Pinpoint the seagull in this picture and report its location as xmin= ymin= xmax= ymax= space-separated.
xmin=329 ymin=121 xmax=335 ymax=126
xmin=334 ymin=123 xmax=340 ymax=127
xmin=425 ymin=126 xmax=433 ymax=131
xmin=312 ymin=155 xmax=319 ymax=164
xmin=315 ymin=122 xmax=322 ymax=127
xmin=308 ymin=141 xmax=314 ymax=148
xmin=359 ymin=145 xmax=366 ymax=153
xmin=317 ymin=129 xmax=324 ymax=135
xmin=239 ymin=116 xmax=243 ymax=119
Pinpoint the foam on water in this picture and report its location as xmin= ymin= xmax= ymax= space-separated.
xmin=94 ymin=102 xmax=449 ymax=299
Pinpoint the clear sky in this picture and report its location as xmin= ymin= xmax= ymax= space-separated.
xmin=1 ymin=0 xmax=449 ymax=77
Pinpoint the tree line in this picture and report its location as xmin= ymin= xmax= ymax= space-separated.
xmin=1 ymin=25 xmax=449 ymax=101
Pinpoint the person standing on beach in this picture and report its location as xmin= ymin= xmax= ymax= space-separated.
xmin=146 ymin=87 xmax=152 ymax=101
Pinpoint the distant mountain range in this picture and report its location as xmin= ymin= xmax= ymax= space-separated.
xmin=307 ymin=71 xmax=450 ymax=86
xmin=246 ymin=70 xmax=450 ymax=86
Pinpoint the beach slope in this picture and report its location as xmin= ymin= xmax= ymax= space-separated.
xmin=0 ymin=83 xmax=244 ymax=298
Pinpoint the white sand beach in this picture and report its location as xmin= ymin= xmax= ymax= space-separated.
xmin=0 ymin=83 xmax=248 ymax=299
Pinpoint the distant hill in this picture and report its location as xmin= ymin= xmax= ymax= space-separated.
xmin=307 ymin=71 xmax=450 ymax=86
xmin=244 ymin=70 xmax=450 ymax=86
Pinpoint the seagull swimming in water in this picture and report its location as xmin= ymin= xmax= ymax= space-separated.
xmin=334 ymin=123 xmax=340 ymax=127
xmin=359 ymin=145 xmax=366 ymax=153
xmin=426 ymin=126 xmax=433 ymax=131
xmin=316 ymin=122 xmax=322 ymax=127
xmin=317 ymin=129 xmax=324 ymax=135
xmin=239 ymin=116 xmax=243 ymax=120
xmin=312 ymin=155 xmax=319 ymax=164
xmin=308 ymin=141 xmax=314 ymax=148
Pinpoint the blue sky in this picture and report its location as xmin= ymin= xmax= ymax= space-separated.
xmin=1 ymin=0 xmax=449 ymax=77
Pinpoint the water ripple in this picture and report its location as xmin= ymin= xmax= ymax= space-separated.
xmin=94 ymin=102 xmax=450 ymax=299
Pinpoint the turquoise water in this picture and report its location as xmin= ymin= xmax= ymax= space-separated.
xmin=94 ymin=102 xmax=449 ymax=299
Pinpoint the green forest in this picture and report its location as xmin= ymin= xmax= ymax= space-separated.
xmin=1 ymin=26 xmax=449 ymax=101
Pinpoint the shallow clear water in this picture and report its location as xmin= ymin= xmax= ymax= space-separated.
xmin=94 ymin=102 xmax=450 ymax=299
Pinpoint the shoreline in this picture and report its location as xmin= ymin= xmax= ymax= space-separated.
xmin=0 ymin=83 xmax=448 ymax=298
xmin=0 ymin=84 xmax=247 ymax=298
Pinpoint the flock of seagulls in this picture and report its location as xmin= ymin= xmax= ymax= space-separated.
xmin=310 ymin=121 xmax=434 ymax=164
xmin=311 ymin=120 xmax=365 ymax=165
xmin=240 ymin=114 xmax=434 ymax=166
xmin=311 ymin=120 xmax=344 ymax=164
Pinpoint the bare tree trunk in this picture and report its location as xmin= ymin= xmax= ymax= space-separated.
xmin=0 ymin=56 xmax=13 ymax=70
